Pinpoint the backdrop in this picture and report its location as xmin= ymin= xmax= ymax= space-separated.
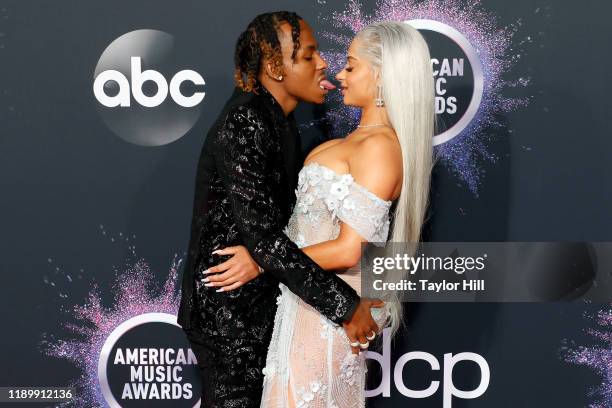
xmin=1 ymin=0 xmax=611 ymax=407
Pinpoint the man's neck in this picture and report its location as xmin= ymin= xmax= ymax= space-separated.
xmin=258 ymin=78 xmax=298 ymax=117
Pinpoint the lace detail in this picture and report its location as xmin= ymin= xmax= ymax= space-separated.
xmin=261 ymin=162 xmax=394 ymax=408
xmin=286 ymin=162 xmax=392 ymax=250
xmin=339 ymin=352 xmax=361 ymax=386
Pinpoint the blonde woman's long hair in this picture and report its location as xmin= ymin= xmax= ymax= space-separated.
xmin=355 ymin=21 xmax=435 ymax=338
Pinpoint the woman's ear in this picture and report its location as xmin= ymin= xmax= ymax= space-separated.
xmin=374 ymin=69 xmax=382 ymax=87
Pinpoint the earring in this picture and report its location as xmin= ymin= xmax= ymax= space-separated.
xmin=375 ymin=84 xmax=385 ymax=107
xmin=277 ymin=75 xmax=283 ymax=81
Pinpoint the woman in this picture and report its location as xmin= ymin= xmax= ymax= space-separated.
xmin=207 ymin=21 xmax=435 ymax=407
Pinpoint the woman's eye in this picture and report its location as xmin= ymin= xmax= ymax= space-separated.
xmin=305 ymin=56 xmax=313 ymax=61
xmin=346 ymin=67 xmax=353 ymax=72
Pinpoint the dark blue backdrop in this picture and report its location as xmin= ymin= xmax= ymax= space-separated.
xmin=0 ymin=0 xmax=610 ymax=407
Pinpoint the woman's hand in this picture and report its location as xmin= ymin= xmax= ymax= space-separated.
xmin=203 ymin=246 xmax=262 ymax=292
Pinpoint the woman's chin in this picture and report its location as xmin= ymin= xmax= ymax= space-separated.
xmin=341 ymin=96 xmax=355 ymax=107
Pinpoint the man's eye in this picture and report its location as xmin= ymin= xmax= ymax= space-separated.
xmin=346 ymin=67 xmax=353 ymax=72
xmin=305 ymin=57 xmax=313 ymax=61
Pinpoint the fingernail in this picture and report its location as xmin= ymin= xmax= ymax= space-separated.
xmin=204 ymin=283 xmax=214 ymax=287
xmin=203 ymin=269 xmax=210 ymax=274
xmin=203 ymin=277 xmax=210 ymax=283
xmin=216 ymin=288 xmax=224 ymax=292
xmin=212 ymin=250 xmax=220 ymax=255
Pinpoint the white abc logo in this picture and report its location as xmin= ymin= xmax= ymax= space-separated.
xmin=366 ymin=328 xmax=490 ymax=407
xmin=93 ymin=56 xmax=205 ymax=108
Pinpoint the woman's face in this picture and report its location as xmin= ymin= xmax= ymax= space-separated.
xmin=335 ymin=38 xmax=378 ymax=108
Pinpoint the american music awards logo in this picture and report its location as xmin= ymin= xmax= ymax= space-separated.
xmin=407 ymin=19 xmax=483 ymax=146
xmin=98 ymin=313 xmax=200 ymax=408
xmin=42 ymin=247 xmax=202 ymax=408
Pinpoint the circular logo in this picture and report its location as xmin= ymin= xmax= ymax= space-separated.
xmin=406 ymin=20 xmax=484 ymax=146
xmin=93 ymin=29 xmax=205 ymax=146
xmin=98 ymin=313 xmax=201 ymax=407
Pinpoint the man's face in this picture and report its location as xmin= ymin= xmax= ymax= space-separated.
xmin=277 ymin=19 xmax=332 ymax=104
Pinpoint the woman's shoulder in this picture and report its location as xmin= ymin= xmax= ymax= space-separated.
xmin=354 ymin=129 xmax=401 ymax=162
xmin=348 ymin=130 xmax=402 ymax=200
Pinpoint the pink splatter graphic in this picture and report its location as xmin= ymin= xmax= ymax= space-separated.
xmin=562 ymin=307 xmax=612 ymax=407
xmin=41 ymin=255 xmax=182 ymax=407
xmin=312 ymin=0 xmax=532 ymax=194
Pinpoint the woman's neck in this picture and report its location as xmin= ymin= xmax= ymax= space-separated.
xmin=358 ymin=103 xmax=391 ymax=127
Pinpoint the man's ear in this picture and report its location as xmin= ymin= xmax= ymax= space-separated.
xmin=263 ymin=59 xmax=284 ymax=81
xmin=263 ymin=61 xmax=276 ymax=79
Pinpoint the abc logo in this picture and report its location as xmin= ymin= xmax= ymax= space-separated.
xmin=93 ymin=56 xmax=205 ymax=108
xmin=93 ymin=29 xmax=204 ymax=146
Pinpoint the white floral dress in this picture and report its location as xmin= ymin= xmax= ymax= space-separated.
xmin=260 ymin=162 xmax=393 ymax=408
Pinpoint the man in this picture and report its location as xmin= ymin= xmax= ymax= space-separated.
xmin=177 ymin=11 xmax=382 ymax=407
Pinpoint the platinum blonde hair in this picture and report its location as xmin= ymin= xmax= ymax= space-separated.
xmin=355 ymin=21 xmax=435 ymax=339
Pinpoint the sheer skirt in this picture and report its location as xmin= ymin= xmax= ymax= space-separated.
xmin=261 ymin=269 xmax=391 ymax=408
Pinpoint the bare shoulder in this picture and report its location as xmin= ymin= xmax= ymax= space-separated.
xmin=349 ymin=130 xmax=402 ymax=201
xmin=355 ymin=130 xmax=402 ymax=168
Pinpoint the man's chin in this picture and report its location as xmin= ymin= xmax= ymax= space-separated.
xmin=299 ymin=95 xmax=326 ymax=104
xmin=313 ymin=91 xmax=328 ymax=104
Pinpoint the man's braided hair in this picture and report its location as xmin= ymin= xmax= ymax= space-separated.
xmin=234 ymin=11 xmax=302 ymax=93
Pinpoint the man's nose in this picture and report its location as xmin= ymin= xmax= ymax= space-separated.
xmin=317 ymin=53 xmax=328 ymax=70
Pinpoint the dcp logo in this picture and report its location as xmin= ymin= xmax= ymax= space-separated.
xmin=366 ymin=327 xmax=490 ymax=407
xmin=93 ymin=29 xmax=205 ymax=146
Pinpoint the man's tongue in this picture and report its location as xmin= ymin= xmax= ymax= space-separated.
xmin=319 ymin=79 xmax=336 ymax=90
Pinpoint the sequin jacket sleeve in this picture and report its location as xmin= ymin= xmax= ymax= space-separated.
xmin=214 ymin=104 xmax=360 ymax=325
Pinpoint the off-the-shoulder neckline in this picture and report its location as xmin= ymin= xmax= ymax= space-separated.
xmin=301 ymin=161 xmax=394 ymax=206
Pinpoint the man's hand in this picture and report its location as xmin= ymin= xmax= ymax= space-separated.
xmin=343 ymin=298 xmax=385 ymax=355
xmin=203 ymin=246 xmax=262 ymax=292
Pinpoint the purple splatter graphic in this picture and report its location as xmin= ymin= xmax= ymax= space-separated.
xmin=41 ymin=244 xmax=182 ymax=407
xmin=562 ymin=306 xmax=612 ymax=407
xmin=312 ymin=0 xmax=532 ymax=194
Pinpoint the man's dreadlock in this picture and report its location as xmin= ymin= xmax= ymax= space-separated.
xmin=234 ymin=11 xmax=302 ymax=93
